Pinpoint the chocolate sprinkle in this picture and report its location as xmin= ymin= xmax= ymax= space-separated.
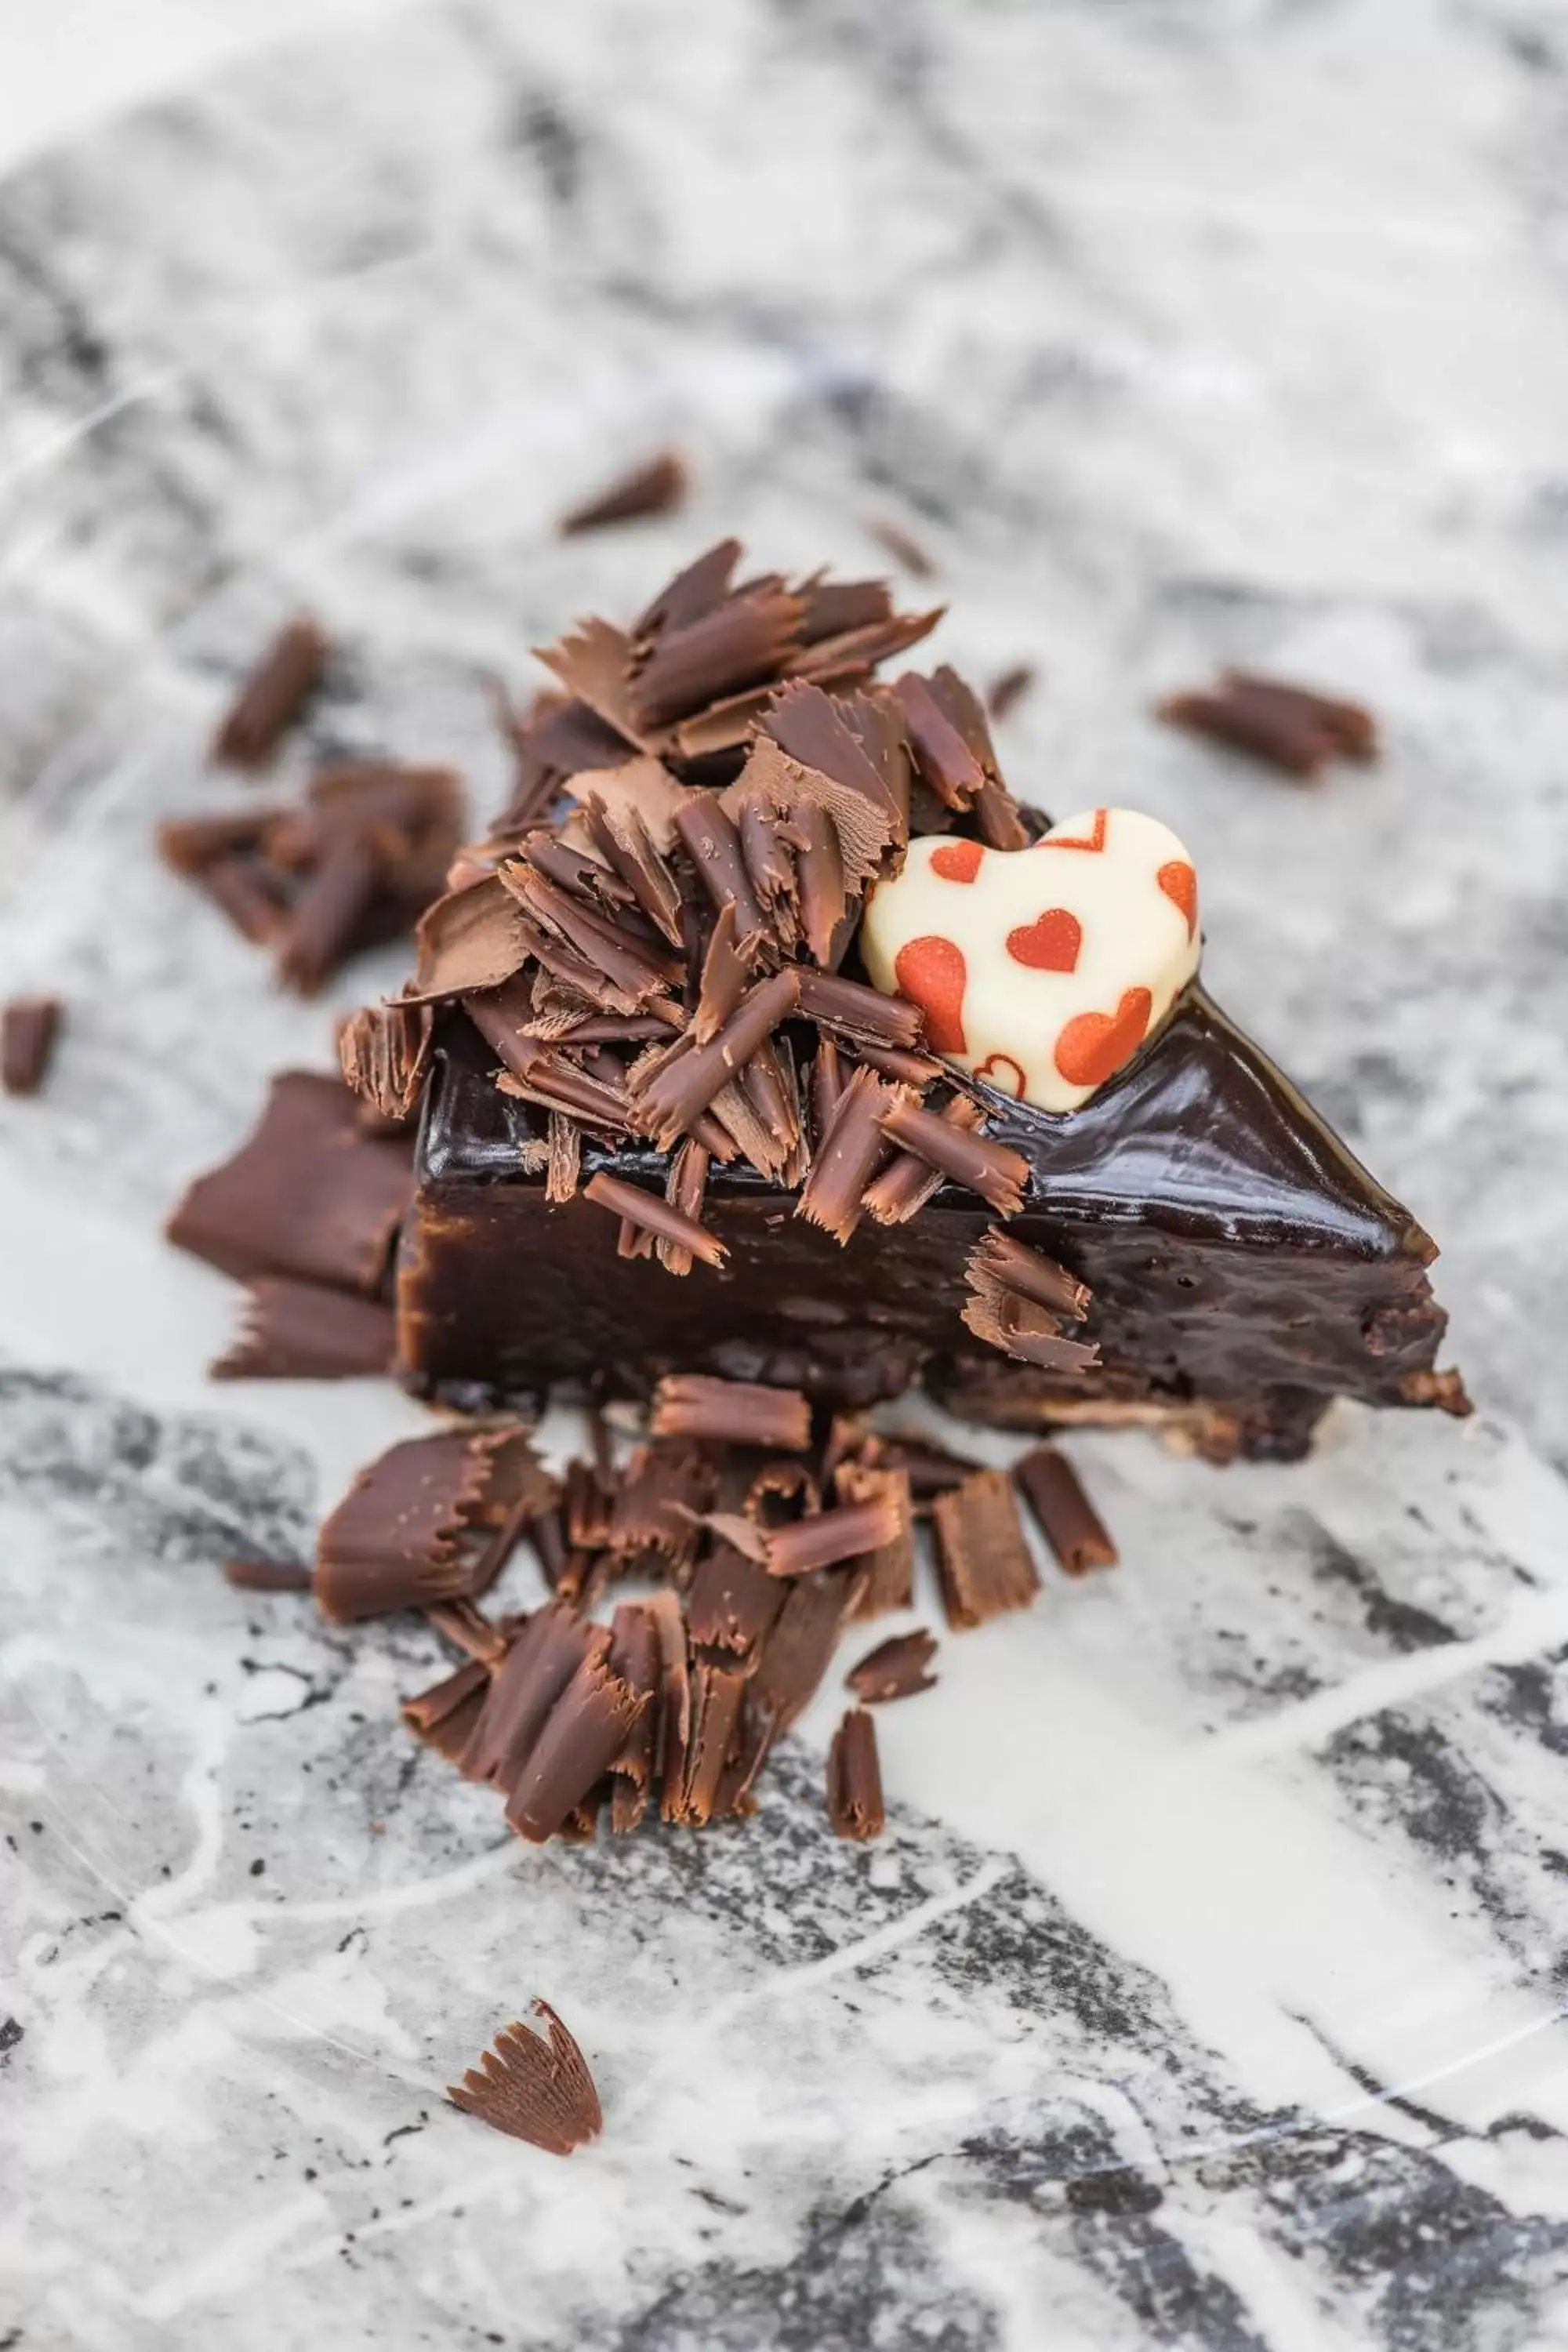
xmin=447 ymin=2002 xmax=602 ymax=2155
xmin=558 ymin=448 xmax=688 ymax=536
xmin=1 ymin=998 xmax=60 ymax=1097
xmin=826 ymin=1708 xmax=885 ymax=1840
xmin=1014 ymin=1446 xmax=1120 ymax=1575
xmin=985 ymin=663 xmax=1037 ymax=721
xmin=932 ymin=1468 xmax=1041 ymax=1630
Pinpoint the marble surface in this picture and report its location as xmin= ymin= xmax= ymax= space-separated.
xmin=3 ymin=2 xmax=1568 ymax=2345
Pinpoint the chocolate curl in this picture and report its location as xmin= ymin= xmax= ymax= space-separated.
xmin=501 ymin=862 xmax=682 ymax=1014
xmin=738 ymin=796 xmax=801 ymax=956
xmin=967 ymin=1229 xmax=1091 ymax=1321
xmin=274 ymin=829 xmax=378 ymax=995
xmin=686 ymin=1545 xmax=786 ymax=1659
xmin=796 ymin=1066 xmax=905 ymax=1245
xmin=630 ymin=586 xmax=804 ymax=735
xmin=833 ymin=1461 xmax=915 ymax=1617
xmin=545 ymin=1112 xmax=582 ymax=1204
xmin=316 ymin=1425 xmax=554 ymax=1624
xmin=447 ymin=2002 xmax=602 ymax=2155
xmin=667 ymin=1661 xmax=750 ymax=1827
xmin=826 ymin=1708 xmax=884 ymax=1840
xmin=749 ymin=1569 xmax=867 ymax=1733
xmin=792 ymin=800 xmax=845 ymax=967
xmin=212 ymin=617 xmax=328 ymax=769
xmin=649 ymin=1588 xmax=694 ymax=1821
xmin=580 ymin=793 xmax=685 ymax=946
xmin=194 ymin=857 xmax=289 ymax=944
xmin=845 ymin=1628 xmax=938 ymax=1704
xmin=462 ymin=1605 xmax=608 ymax=1789
xmin=629 ymin=968 xmax=799 ymax=1152
xmin=657 ymin=1138 xmax=711 ymax=1276
xmin=339 ymin=998 xmax=433 ymax=1124
xmin=892 ymin=671 xmax=985 ymax=808
xmin=402 ymin=1658 xmax=493 ymax=1764
xmin=986 ymin=663 xmax=1036 ymax=721
xmin=558 ymin=448 xmax=688 ymax=536
xmin=493 ymin=1050 xmax=633 ymax=1136
xmin=606 ymin=1603 xmax=662 ymax=1833
xmin=157 ymin=808 xmax=286 ymax=873
xmin=692 ymin=901 xmax=746 ymax=1044
xmin=651 ymin=1375 xmax=811 ymax=1452
xmin=862 ymin=1094 xmax=985 ymax=1225
xmin=877 ymin=1095 xmax=1028 ymax=1217
xmin=1158 ymin=671 xmax=1378 ymax=779
xmin=1 ymin=998 xmax=61 ymax=1097
xmin=932 ymin=1468 xmax=1040 ymax=1629
xmin=920 ymin=666 xmax=1029 ymax=850
xmin=608 ymin=1443 xmax=718 ymax=1574
xmin=795 ymin=968 xmax=924 ymax=1051
xmin=517 ymin=827 xmax=635 ymax=913
xmin=504 ymin=1646 xmax=651 ymax=1842
xmin=210 ymin=1276 xmax=396 ymax=1380
xmin=809 ymin=1036 xmax=846 ymax=1146
xmin=961 ymin=1228 xmax=1098 ymax=1370
xmin=410 ymin=872 xmax=532 ymax=1000
xmin=764 ymin=1493 xmax=908 ymax=1580
xmin=583 ymin=1171 xmax=727 ymax=1268
xmin=1013 ymin=1447 xmax=1119 ymax=1575
xmin=673 ymin=796 xmax=768 ymax=953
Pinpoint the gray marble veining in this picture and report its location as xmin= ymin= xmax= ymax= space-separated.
xmin=3 ymin=3 xmax=1568 ymax=2346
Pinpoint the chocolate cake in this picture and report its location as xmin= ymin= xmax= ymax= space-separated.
xmin=342 ymin=539 xmax=1461 ymax=1465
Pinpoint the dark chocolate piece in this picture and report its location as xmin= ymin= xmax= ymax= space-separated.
xmin=1014 ymin=1446 xmax=1119 ymax=1574
xmin=505 ymin=1643 xmax=650 ymax=1842
xmin=686 ymin=1544 xmax=786 ymax=1658
xmin=797 ymin=1067 xmax=904 ymax=1243
xmin=221 ymin=1558 xmax=313 ymax=1592
xmin=402 ymin=1657 xmax=492 ymax=1763
xmin=764 ymin=1494 xmax=905 ymax=1579
xmin=1158 ymin=671 xmax=1378 ymax=779
xmin=447 ymin=2002 xmax=602 ymax=2154
xmin=668 ymin=1660 xmax=748 ymax=1827
xmin=832 ymin=1461 xmax=915 ymax=1616
xmin=932 ymin=1468 xmax=1040 ymax=1629
xmin=673 ymin=796 xmax=768 ymax=949
xmin=339 ymin=1000 xmax=434 ymax=1127
xmin=559 ymin=449 xmax=688 ymax=536
xmin=986 ymin=664 xmax=1036 ymax=721
xmin=1 ymin=998 xmax=60 ymax=1096
xmin=794 ymin=970 xmax=924 ymax=1051
xmin=630 ymin=970 xmax=798 ymax=1151
xmin=607 ymin=1441 xmax=716 ymax=1572
xmin=749 ymin=1570 xmax=865 ymax=1732
xmin=879 ymin=1096 xmax=1028 ymax=1217
xmin=648 ymin=1588 xmax=693 ymax=1822
xmin=863 ymin=1094 xmax=985 ymax=1225
xmin=650 ymin=1374 xmax=811 ymax=1451
xmin=845 ymin=1628 xmax=938 ymax=1703
xmin=168 ymin=1072 xmax=412 ymax=1295
xmin=605 ymin=1602 xmax=662 ymax=1833
xmin=867 ymin=520 xmax=935 ymax=577
xmin=583 ymin=1171 xmax=726 ymax=1268
xmin=411 ymin=874 xmax=531 ymax=999
xmin=826 ymin=1708 xmax=884 ymax=1839
xmin=463 ymin=1604 xmax=607 ymax=1788
xmin=315 ymin=1423 xmax=554 ymax=1623
xmin=211 ymin=1276 xmax=396 ymax=1380
xmin=211 ymin=617 xmax=328 ymax=768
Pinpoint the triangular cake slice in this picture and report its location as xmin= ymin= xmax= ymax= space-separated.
xmin=378 ymin=542 xmax=1461 ymax=1465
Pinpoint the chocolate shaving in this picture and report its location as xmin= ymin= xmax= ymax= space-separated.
xmin=1158 ymin=671 xmax=1378 ymax=779
xmin=932 ymin=1468 xmax=1040 ymax=1629
xmin=1 ymin=998 xmax=60 ymax=1097
xmin=579 ymin=793 xmax=686 ymax=946
xmin=764 ymin=1492 xmax=906 ymax=1580
xmin=630 ymin=969 xmax=798 ymax=1151
xmin=920 ymin=666 xmax=1029 ymax=849
xmin=796 ymin=1066 xmax=904 ymax=1244
xmin=411 ymin=873 xmax=531 ymax=1000
xmin=607 ymin=1441 xmax=717 ymax=1573
xmin=1013 ymin=1446 xmax=1119 ymax=1575
xmin=686 ymin=1544 xmax=786 ymax=1659
xmin=651 ymin=1374 xmax=811 ymax=1452
xmin=795 ymin=969 xmax=924 ymax=1051
xmin=967 ymin=1229 xmax=1091 ymax=1321
xmin=506 ymin=1642 xmax=651 ymax=1842
xmin=647 ymin=1588 xmax=693 ymax=1820
xmin=878 ymin=1095 xmax=1027 ymax=1216
xmin=501 ymin=862 xmax=682 ymax=1012
xmin=722 ymin=732 xmax=899 ymax=909
xmin=463 ymin=1604 xmax=607 ymax=1788
xmin=194 ymin=856 xmax=289 ymax=944
xmin=402 ymin=1658 xmax=493 ymax=1764
xmin=274 ymin=829 xmax=379 ymax=995
xmin=535 ymin=615 xmax=641 ymax=744
xmin=657 ymin=1138 xmax=710 ymax=1276
xmin=447 ymin=2002 xmax=602 ymax=2155
xmin=559 ymin=448 xmax=688 ymax=536
xmin=863 ymin=1094 xmax=985 ymax=1225
xmin=211 ymin=1276 xmax=396 ymax=1380
xmin=315 ymin=1423 xmax=554 ymax=1623
xmin=746 ymin=1567 xmax=866 ymax=1733
xmin=546 ymin=1112 xmax=582 ymax=1204
xmin=630 ymin=588 xmax=804 ymax=735
xmin=826 ymin=1708 xmax=884 ymax=1840
xmin=986 ymin=663 xmax=1036 ymax=721
xmin=867 ymin=520 xmax=935 ymax=577
xmin=892 ymin=671 xmax=985 ymax=808
xmin=338 ymin=998 xmax=433 ymax=1124
xmin=693 ymin=901 xmax=747 ymax=1043
xmin=583 ymin=1171 xmax=726 ymax=1268
xmin=863 ymin=1436 xmax=978 ymax=1504
xmin=833 ymin=1461 xmax=915 ymax=1617
xmin=426 ymin=1597 xmax=513 ymax=1663
xmin=221 ymin=1559 xmax=313 ymax=1592
xmin=962 ymin=1228 xmax=1099 ymax=1371
xmin=809 ymin=1036 xmax=846 ymax=1145
xmin=212 ymin=617 xmax=328 ymax=768
xmin=845 ymin=1628 xmax=938 ymax=1704
xmin=167 ymin=1072 xmax=412 ymax=1294
xmin=157 ymin=809 xmax=284 ymax=873
xmin=673 ymin=796 xmax=767 ymax=951
xmin=792 ymin=798 xmax=847 ymax=967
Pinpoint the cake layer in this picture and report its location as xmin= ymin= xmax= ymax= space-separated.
xmin=397 ymin=988 xmax=1451 ymax=1461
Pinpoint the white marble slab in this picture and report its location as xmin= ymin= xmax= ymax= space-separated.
xmin=3 ymin=3 xmax=1568 ymax=2346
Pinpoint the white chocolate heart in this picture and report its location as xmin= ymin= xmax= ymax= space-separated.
xmin=859 ymin=808 xmax=1200 ymax=1114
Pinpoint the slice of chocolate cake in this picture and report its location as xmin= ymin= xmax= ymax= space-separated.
xmin=354 ymin=542 xmax=1462 ymax=1465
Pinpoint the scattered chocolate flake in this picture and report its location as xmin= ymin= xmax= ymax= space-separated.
xmin=764 ymin=1491 xmax=907 ymax=1580
xmin=686 ymin=1544 xmax=786 ymax=1658
xmin=1 ymin=998 xmax=60 ymax=1097
xmin=447 ymin=2002 xmax=602 ymax=2155
xmin=559 ymin=449 xmax=688 ymax=537
xmin=744 ymin=1458 xmax=822 ymax=1533
xmin=932 ymin=1468 xmax=1040 ymax=1629
xmin=961 ymin=1228 xmax=1099 ymax=1372
xmin=656 ymin=1138 xmax=710 ymax=1276
xmin=809 ymin=1036 xmax=846 ymax=1145
xmin=795 ymin=969 xmax=924 ymax=1051
xmin=583 ymin=1171 xmax=726 ymax=1268
xmin=833 ymin=1461 xmax=915 ymax=1617
xmin=546 ymin=1112 xmax=583 ymax=1205
xmin=315 ymin=1423 xmax=554 ymax=1622
xmin=862 ymin=1436 xmax=978 ymax=1505
xmin=167 ymin=1072 xmax=412 ymax=1295
xmin=410 ymin=873 xmax=531 ymax=1000
xmin=506 ymin=1641 xmax=651 ymax=1842
xmin=630 ymin=969 xmax=798 ymax=1152
xmin=221 ymin=1559 xmax=313 ymax=1593
xmin=426 ymin=1596 xmax=513 ymax=1662
xmin=648 ymin=1588 xmax=694 ymax=1820
xmin=157 ymin=809 xmax=284 ymax=872
xmin=275 ymin=829 xmax=379 ymax=995
xmin=749 ymin=1570 xmax=866 ymax=1733
xmin=402 ymin=1657 xmax=493 ymax=1764
xmin=862 ymin=1094 xmax=985 ymax=1225
xmin=211 ymin=617 xmax=328 ymax=769
xmin=796 ymin=1066 xmax=904 ymax=1244
xmin=607 ymin=1441 xmax=717 ymax=1573
xmin=338 ymin=1000 xmax=433 ymax=1126
xmin=826 ymin=1708 xmax=885 ymax=1840
xmin=1013 ymin=1446 xmax=1119 ymax=1574
xmin=650 ymin=1374 xmax=811 ymax=1452
xmin=604 ymin=1602 xmax=662 ymax=1833
xmin=878 ymin=1095 xmax=1027 ymax=1216
xmin=867 ymin=520 xmax=935 ymax=578
xmin=985 ymin=663 xmax=1036 ymax=721
xmin=1158 ymin=671 xmax=1378 ymax=779
xmin=210 ymin=1277 xmax=397 ymax=1381
xmin=892 ymin=671 xmax=986 ymax=811
xmin=1397 ymin=1365 xmax=1473 ymax=1417
xmin=563 ymin=1457 xmax=615 ymax=1551
xmin=845 ymin=1628 xmax=938 ymax=1704
xmin=194 ymin=856 xmax=289 ymax=944
xmin=673 ymin=795 xmax=768 ymax=949
xmin=668 ymin=1660 xmax=750 ymax=1826
xmin=463 ymin=1605 xmax=607 ymax=1788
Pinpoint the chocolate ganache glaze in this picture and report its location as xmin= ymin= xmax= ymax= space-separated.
xmin=397 ymin=984 xmax=1453 ymax=1462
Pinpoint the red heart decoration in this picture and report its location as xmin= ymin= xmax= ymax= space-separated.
xmin=931 ymin=839 xmax=984 ymax=884
xmin=894 ymin=935 xmax=967 ymax=1054
xmin=1006 ymin=907 xmax=1081 ymax=973
xmin=1157 ymin=859 xmax=1197 ymax=941
xmin=975 ymin=1052 xmax=1026 ymax=1098
xmin=1037 ymin=808 xmax=1108 ymax=853
xmin=1054 ymin=986 xmax=1152 ymax=1088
